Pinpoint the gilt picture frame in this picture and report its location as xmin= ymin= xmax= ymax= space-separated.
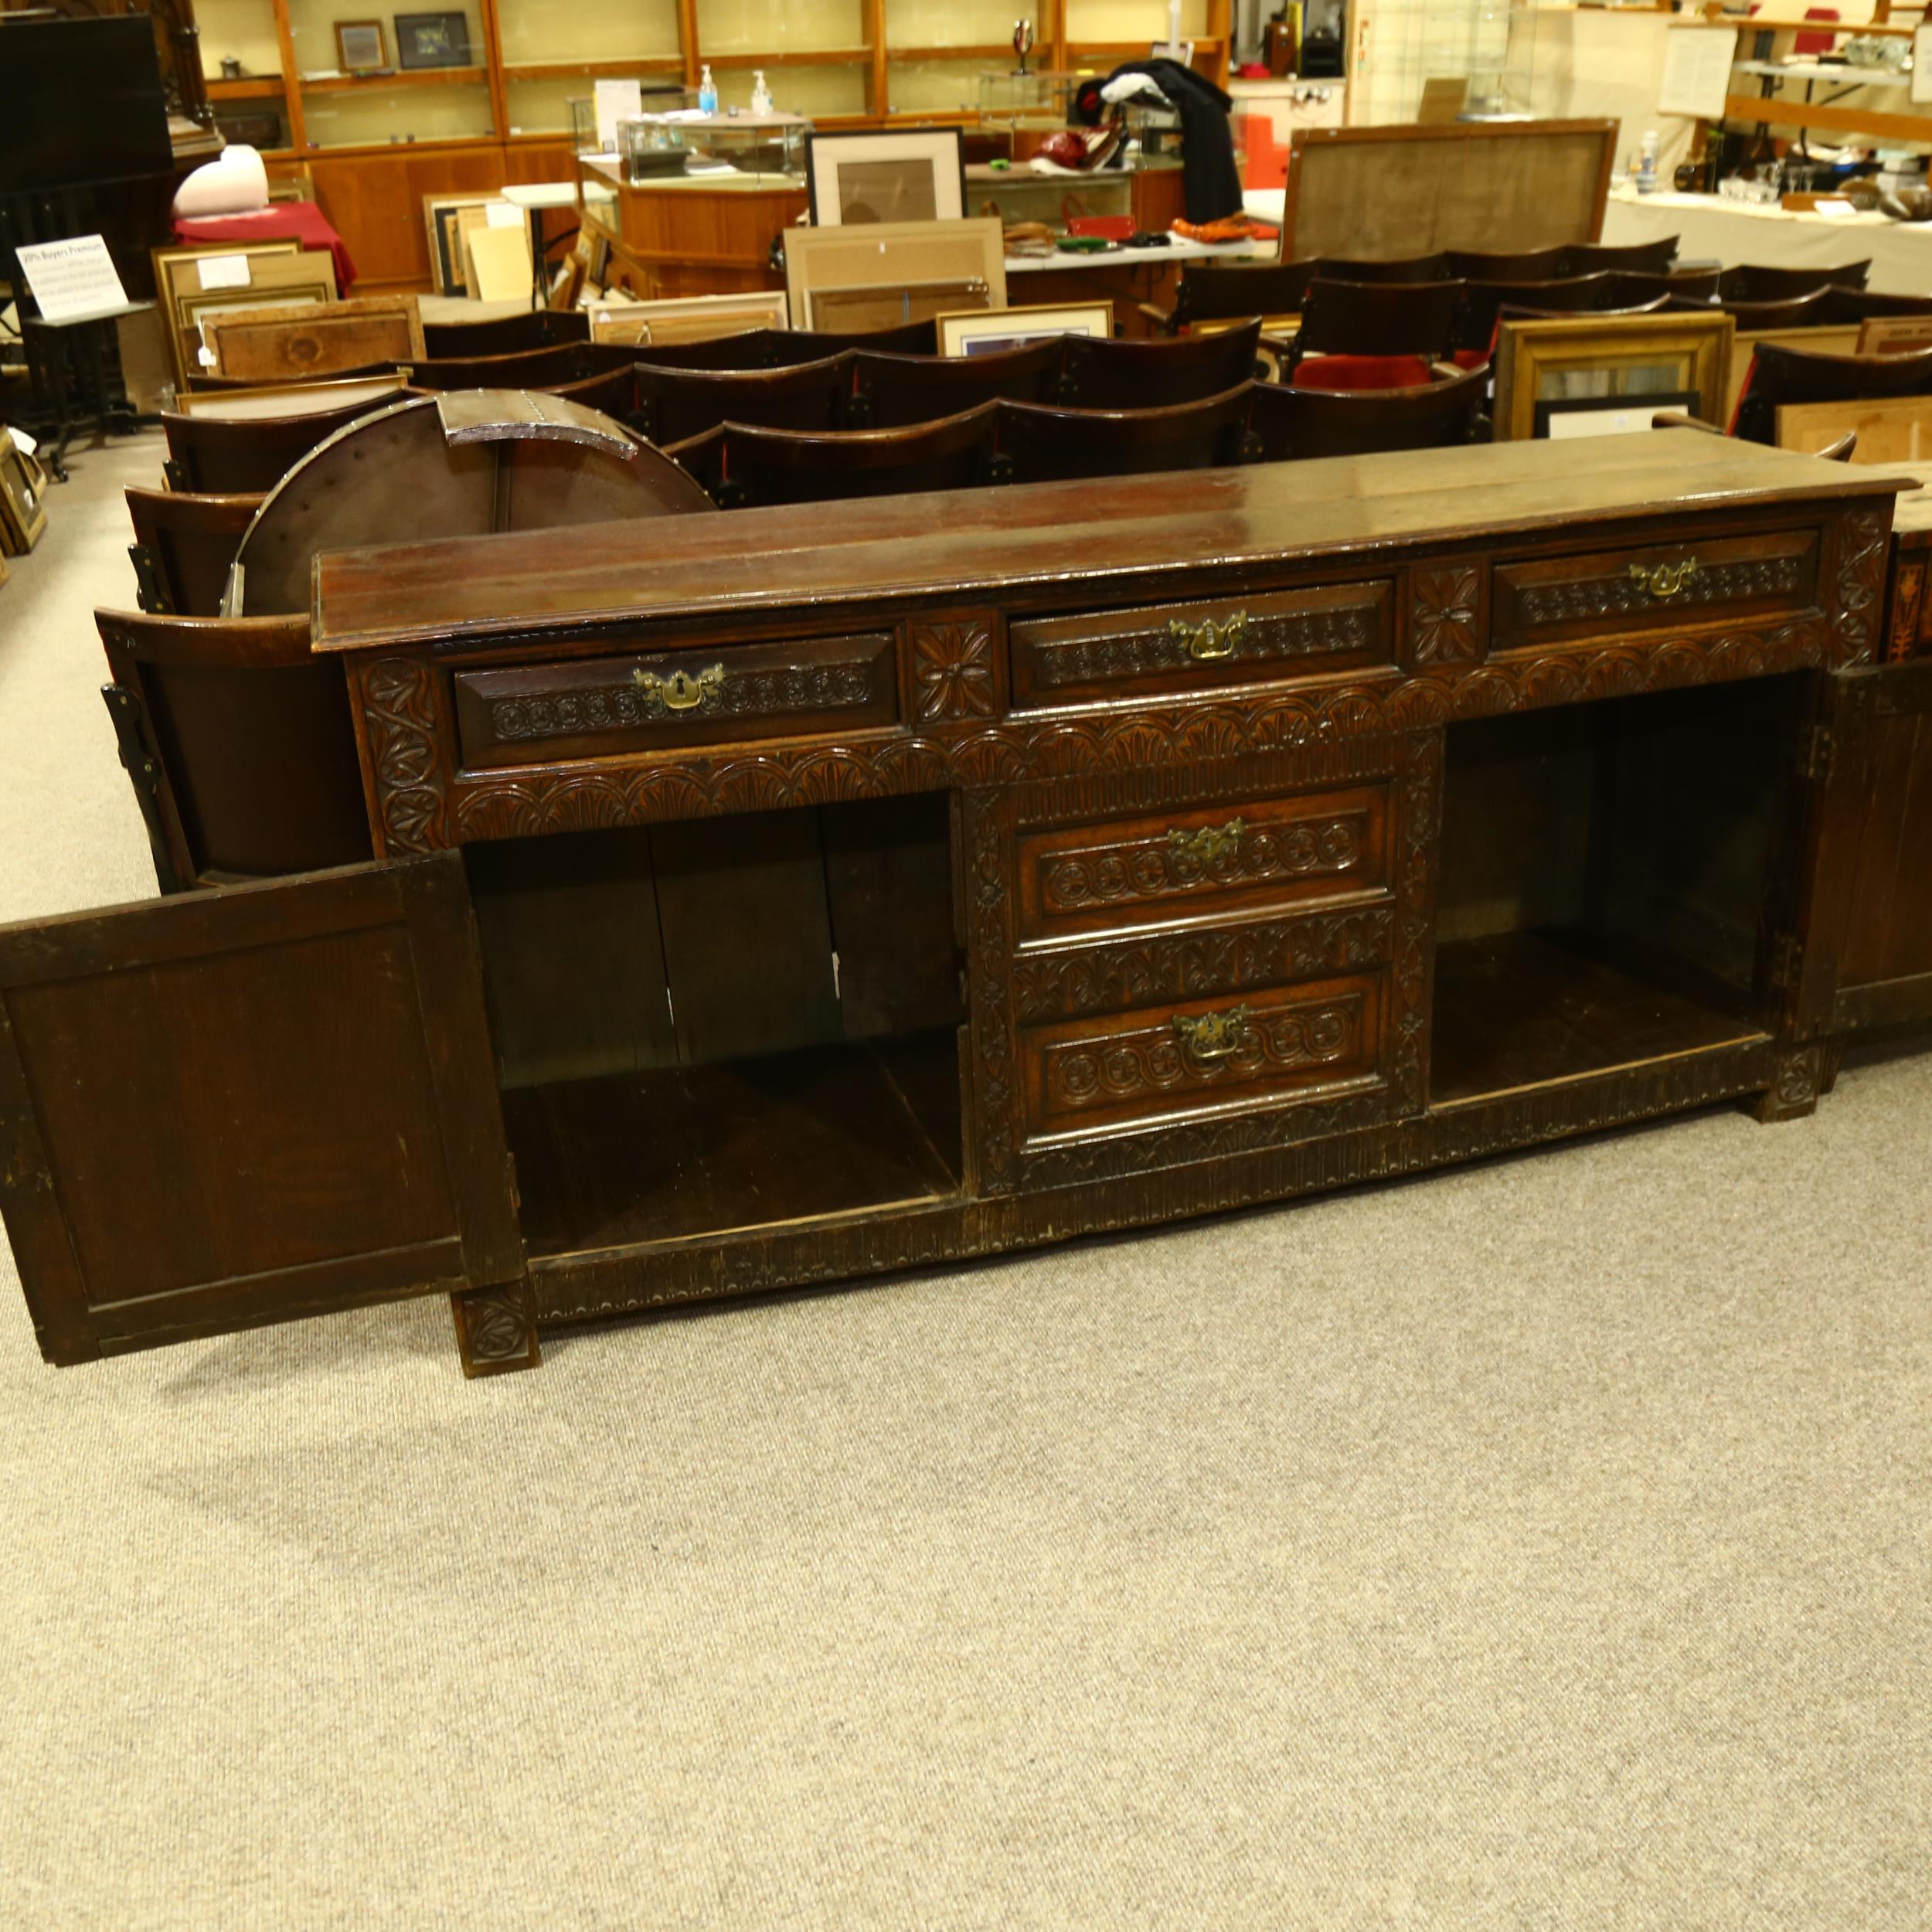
xmin=334 ymin=19 xmax=387 ymax=73
xmin=1494 ymin=312 xmax=1733 ymax=442
xmin=804 ymin=128 xmax=966 ymax=227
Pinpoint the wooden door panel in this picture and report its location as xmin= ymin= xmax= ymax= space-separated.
xmin=0 ymin=854 xmax=523 ymax=1366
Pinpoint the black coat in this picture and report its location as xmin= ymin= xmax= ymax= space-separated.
xmin=1102 ymin=60 xmax=1245 ymax=225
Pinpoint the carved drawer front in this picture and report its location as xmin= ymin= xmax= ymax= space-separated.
xmin=1019 ymin=973 xmax=1385 ymax=1142
xmin=1009 ymin=580 xmax=1396 ymax=708
xmin=451 ymin=631 xmax=897 ymax=769
xmin=1015 ymin=784 xmax=1392 ymax=944
xmin=1491 ymin=529 xmax=1818 ymax=653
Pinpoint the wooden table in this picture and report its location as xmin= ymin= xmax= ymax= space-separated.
xmin=0 ymin=436 xmax=1913 ymax=1378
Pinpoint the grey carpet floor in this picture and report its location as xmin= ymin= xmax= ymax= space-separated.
xmin=0 ymin=433 xmax=1927 ymax=1931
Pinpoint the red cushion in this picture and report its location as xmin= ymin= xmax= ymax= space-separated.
xmin=1291 ymin=354 xmax=1434 ymax=390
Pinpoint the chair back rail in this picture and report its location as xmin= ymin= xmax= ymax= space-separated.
xmin=994 ymin=383 xmax=1257 ymax=484
xmin=634 ymin=353 xmax=855 ymax=444
xmin=850 ymin=339 xmax=1063 ymax=428
xmin=1059 ymin=318 xmax=1264 ymax=409
xmin=124 ymin=486 xmax=263 ymax=617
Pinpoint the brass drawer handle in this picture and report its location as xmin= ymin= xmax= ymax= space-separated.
xmin=1167 ymin=816 xmax=1245 ymax=866
xmin=1628 ymin=557 xmax=1700 ymax=599
xmin=632 ymin=664 xmax=725 ymax=713
xmin=1168 ymin=610 xmax=1249 ymax=660
xmin=1172 ymin=1004 xmax=1252 ymax=1065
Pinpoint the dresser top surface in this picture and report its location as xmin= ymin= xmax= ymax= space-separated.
xmin=311 ymin=434 xmax=1900 ymax=654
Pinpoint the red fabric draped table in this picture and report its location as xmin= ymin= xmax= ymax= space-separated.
xmin=171 ymin=202 xmax=356 ymax=295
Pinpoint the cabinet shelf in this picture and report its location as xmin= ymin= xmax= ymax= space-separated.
xmin=208 ymin=75 xmax=287 ymax=100
xmin=301 ymin=65 xmax=490 ymax=91
xmin=505 ymin=1032 xmax=964 ymax=1259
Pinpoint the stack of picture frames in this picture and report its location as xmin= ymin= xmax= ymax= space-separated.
xmin=151 ymin=242 xmax=339 ymax=390
xmin=1492 ymin=311 xmax=1734 ymax=443
xmin=0 ymin=427 xmax=50 ymax=561
xmin=423 ymin=194 xmax=536 ymax=300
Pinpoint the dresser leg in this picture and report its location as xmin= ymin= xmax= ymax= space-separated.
xmin=449 ymin=1281 xmax=543 ymax=1376
xmin=1753 ymin=1042 xmax=1830 ymax=1124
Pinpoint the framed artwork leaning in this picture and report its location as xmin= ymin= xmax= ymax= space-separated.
xmin=1493 ymin=311 xmax=1734 ymax=441
xmin=936 ymin=302 xmax=1111 ymax=357
xmin=588 ymin=290 xmax=790 ymax=346
xmin=393 ymin=11 xmax=469 ymax=67
xmin=151 ymin=240 xmax=304 ymax=389
xmin=804 ymin=129 xmax=966 ymax=227
xmin=0 ymin=435 xmax=49 ymax=555
xmin=784 ymin=218 xmax=1006 ymax=329
xmin=423 ymin=194 xmax=503 ymax=295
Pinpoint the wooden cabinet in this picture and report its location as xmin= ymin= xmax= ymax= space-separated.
xmin=0 ymin=437 xmax=1914 ymax=1378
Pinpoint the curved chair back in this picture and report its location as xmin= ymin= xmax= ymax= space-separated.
xmin=125 ymin=486 xmax=263 ymax=617
xmin=1292 ymin=279 xmax=1464 ymax=365
xmin=422 ymin=308 xmax=590 ymax=359
xmin=1719 ymin=259 xmax=1871 ymax=303
xmin=785 ymin=318 xmax=939 ymax=358
xmin=1709 ymin=287 xmax=1837 ymax=333
xmin=1601 ymin=267 xmax=1720 ymax=306
xmin=632 ymin=330 xmax=791 ymax=370
xmin=1170 ymin=261 xmax=1318 ymax=331
xmin=682 ymin=404 xmax=1002 ymax=508
xmin=1059 ymin=319 xmax=1263 ymax=409
xmin=401 ymin=339 xmax=638 ymax=391
xmin=1248 ymin=363 xmax=1488 ymax=461
xmin=1733 ymin=340 xmax=1932 ymax=443
xmin=545 ymin=363 xmax=641 ymax=420
xmin=995 ymin=383 xmax=1256 ymax=484
xmin=633 ymin=352 xmax=853 ymax=443
xmin=233 ymin=390 xmax=713 ymax=613
xmin=1313 ymin=252 xmax=1452 ymax=283
xmin=160 ymin=391 xmax=398 ymax=494
xmin=1445 ymin=245 xmax=1570 ymax=282
xmin=1821 ymin=286 xmax=1932 ymax=325
xmin=850 ymin=338 xmax=1063 ymax=428
xmin=95 ymin=608 xmax=372 ymax=893
xmin=1558 ymin=236 xmax=1679 ymax=276
xmin=1453 ymin=274 xmax=1628 ymax=351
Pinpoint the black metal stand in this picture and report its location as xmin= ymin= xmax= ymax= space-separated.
xmin=20 ymin=301 xmax=155 ymax=483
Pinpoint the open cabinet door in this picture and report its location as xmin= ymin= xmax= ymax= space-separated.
xmin=0 ymin=852 xmax=536 ymax=1376
xmin=1791 ymin=662 xmax=1932 ymax=1040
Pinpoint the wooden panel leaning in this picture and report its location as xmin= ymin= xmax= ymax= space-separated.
xmin=994 ymin=384 xmax=1257 ymax=483
xmin=849 ymin=339 xmax=1062 ymax=428
xmin=95 ymin=608 xmax=373 ymax=894
xmin=674 ymin=405 xmax=1002 ymax=509
xmin=1058 ymin=319 xmax=1264 ymax=410
xmin=633 ymin=354 xmax=855 ymax=444
xmin=160 ymin=389 xmax=400 ymax=493
xmin=1248 ymin=363 xmax=1488 ymax=461
xmin=124 ymin=486 xmax=262 ymax=617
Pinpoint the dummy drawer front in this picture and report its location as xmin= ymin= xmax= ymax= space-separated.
xmin=1491 ymin=529 xmax=1818 ymax=653
xmin=1009 ymin=580 xmax=1396 ymax=707
xmin=452 ymin=631 xmax=897 ymax=768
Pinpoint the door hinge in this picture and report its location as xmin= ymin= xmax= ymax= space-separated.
xmin=1769 ymin=933 xmax=1804 ymax=992
xmin=1798 ymin=724 xmax=1836 ymax=783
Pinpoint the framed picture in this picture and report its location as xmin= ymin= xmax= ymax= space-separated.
xmin=936 ymin=301 xmax=1112 ymax=358
xmin=334 ymin=19 xmax=387 ymax=73
xmin=1777 ymin=394 xmax=1932 ymax=464
xmin=588 ymin=290 xmax=789 ymax=346
xmin=784 ymin=218 xmax=1006 ymax=328
xmin=202 ymin=294 xmax=423 ymax=382
xmin=0 ymin=436 xmax=48 ymax=556
xmin=804 ymin=128 xmax=966 ymax=227
xmin=1493 ymin=312 xmax=1733 ymax=442
xmin=393 ymin=10 xmax=469 ymax=67
xmin=1857 ymin=315 xmax=1932 ymax=358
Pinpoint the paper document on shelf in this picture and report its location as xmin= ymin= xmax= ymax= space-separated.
xmin=14 ymin=235 xmax=128 ymax=324
xmin=594 ymin=79 xmax=642 ymax=150
xmin=196 ymin=253 xmax=252 ymax=289
xmin=1658 ymin=26 xmax=1740 ymax=121
xmin=1546 ymin=406 xmax=1665 ymax=440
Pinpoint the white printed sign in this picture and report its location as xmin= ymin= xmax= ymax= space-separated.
xmin=594 ymin=79 xmax=642 ymax=151
xmin=14 ymin=235 xmax=129 ymax=324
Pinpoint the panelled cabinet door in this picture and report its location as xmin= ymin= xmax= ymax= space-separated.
xmin=0 ymin=853 xmax=524 ymax=1366
xmin=1793 ymin=661 xmax=1932 ymax=1038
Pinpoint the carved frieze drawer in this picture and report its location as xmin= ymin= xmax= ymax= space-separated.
xmin=1009 ymin=580 xmax=1396 ymax=709
xmin=1019 ymin=972 xmax=1386 ymax=1144
xmin=1015 ymin=784 xmax=1393 ymax=943
xmin=1491 ymin=529 xmax=1819 ymax=653
xmin=451 ymin=631 xmax=897 ymax=770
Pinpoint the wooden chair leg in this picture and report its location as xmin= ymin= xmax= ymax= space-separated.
xmin=450 ymin=1280 xmax=543 ymax=1376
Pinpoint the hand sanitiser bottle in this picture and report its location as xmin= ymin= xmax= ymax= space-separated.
xmin=698 ymin=63 xmax=718 ymax=114
xmin=750 ymin=70 xmax=772 ymax=116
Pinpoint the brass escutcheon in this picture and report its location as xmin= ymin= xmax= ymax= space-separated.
xmin=1168 ymin=610 xmax=1249 ymax=660
xmin=1172 ymin=1003 xmax=1253 ymax=1065
xmin=1167 ymin=816 xmax=1246 ymax=866
xmin=633 ymin=663 xmax=725 ymax=713
xmin=1628 ymin=557 xmax=1700 ymax=599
